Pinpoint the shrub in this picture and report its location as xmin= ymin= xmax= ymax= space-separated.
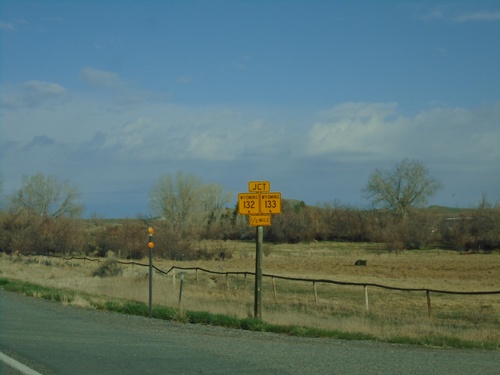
xmin=263 ymin=245 xmax=273 ymax=257
xmin=439 ymin=209 xmax=500 ymax=251
xmin=380 ymin=209 xmax=436 ymax=251
xmin=92 ymin=259 xmax=122 ymax=277
xmin=0 ymin=210 xmax=85 ymax=255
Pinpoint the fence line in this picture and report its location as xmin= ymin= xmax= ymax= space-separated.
xmin=10 ymin=252 xmax=500 ymax=318
xmin=12 ymin=252 xmax=500 ymax=296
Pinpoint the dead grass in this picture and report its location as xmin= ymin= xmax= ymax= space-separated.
xmin=1 ymin=242 xmax=499 ymax=347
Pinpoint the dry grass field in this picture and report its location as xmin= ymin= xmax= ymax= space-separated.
xmin=1 ymin=241 xmax=499 ymax=347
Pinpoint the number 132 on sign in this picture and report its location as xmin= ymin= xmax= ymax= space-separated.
xmin=238 ymin=193 xmax=260 ymax=214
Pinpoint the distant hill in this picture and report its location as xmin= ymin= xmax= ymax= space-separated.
xmin=427 ymin=205 xmax=463 ymax=212
xmin=426 ymin=205 xmax=477 ymax=217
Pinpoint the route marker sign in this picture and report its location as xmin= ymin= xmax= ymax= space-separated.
xmin=260 ymin=192 xmax=281 ymax=214
xmin=238 ymin=181 xmax=281 ymax=226
xmin=238 ymin=193 xmax=260 ymax=215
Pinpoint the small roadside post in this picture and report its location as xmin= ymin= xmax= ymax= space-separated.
xmin=238 ymin=181 xmax=281 ymax=319
xmin=148 ymin=227 xmax=155 ymax=318
xmin=178 ymin=272 xmax=185 ymax=308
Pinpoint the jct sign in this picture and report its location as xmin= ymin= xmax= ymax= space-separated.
xmin=238 ymin=181 xmax=281 ymax=226
xmin=248 ymin=181 xmax=270 ymax=192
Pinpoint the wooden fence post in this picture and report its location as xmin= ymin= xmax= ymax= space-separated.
xmin=313 ymin=282 xmax=318 ymax=304
xmin=364 ymin=285 xmax=369 ymax=311
xmin=272 ymin=277 xmax=277 ymax=302
xmin=426 ymin=290 xmax=432 ymax=319
xmin=178 ymin=272 xmax=185 ymax=308
xmin=196 ymin=269 xmax=199 ymax=289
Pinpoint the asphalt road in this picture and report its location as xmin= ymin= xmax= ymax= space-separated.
xmin=1 ymin=290 xmax=499 ymax=375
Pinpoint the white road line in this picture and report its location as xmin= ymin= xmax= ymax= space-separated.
xmin=0 ymin=351 xmax=43 ymax=375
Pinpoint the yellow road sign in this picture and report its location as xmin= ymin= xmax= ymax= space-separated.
xmin=248 ymin=181 xmax=270 ymax=192
xmin=238 ymin=193 xmax=260 ymax=215
xmin=260 ymin=192 xmax=282 ymax=214
xmin=249 ymin=215 xmax=271 ymax=226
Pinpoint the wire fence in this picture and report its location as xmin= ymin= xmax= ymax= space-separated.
xmin=9 ymin=252 xmax=500 ymax=319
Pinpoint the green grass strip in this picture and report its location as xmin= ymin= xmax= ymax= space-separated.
xmin=1 ymin=277 xmax=497 ymax=350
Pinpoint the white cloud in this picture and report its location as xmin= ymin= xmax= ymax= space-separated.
xmin=21 ymin=100 xmax=288 ymax=168
xmin=0 ymin=80 xmax=68 ymax=109
xmin=306 ymin=102 xmax=500 ymax=164
xmin=79 ymin=67 xmax=124 ymax=88
xmin=23 ymin=80 xmax=66 ymax=95
xmin=186 ymin=132 xmax=233 ymax=160
xmin=87 ymin=108 xmax=286 ymax=162
xmin=3 ymin=87 xmax=498 ymax=167
xmin=2 ymin=93 xmax=499 ymax=214
xmin=25 ymin=135 xmax=55 ymax=149
xmin=0 ymin=21 xmax=15 ymax=31
xmin=306 ymin=103 xmax=401 ymax=158
xmin=411 ymin=104 xmax=500 ymax=161
xmin=454 ymin=11 xmax=500 ymax=22
xmin=415 ymin=5 xmax=500 ymax=23
xmin=176 ymin=76 xmax=194 ymax=84
xmin=233 ymin=54 xmax=252 ymax=69
xmin=78 ymin=67 xmax=162 ymax=112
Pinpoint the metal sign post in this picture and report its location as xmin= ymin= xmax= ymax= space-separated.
xmin=254 ymin=226 xmax=264 ymax=319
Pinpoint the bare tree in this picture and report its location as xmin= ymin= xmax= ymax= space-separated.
xmin=10 ymin=172 xmax=84 ymax=218
xmin=363 ymin=159 xmax=442 ymax=217
xmin=149 ymin=171 xmax=231 ymax=236
xmin=202 ymin=182 xmax=232 ymax=230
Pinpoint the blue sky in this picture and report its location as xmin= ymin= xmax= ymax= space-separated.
xmin=1 ymin=0 xmax=499 ymax=217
